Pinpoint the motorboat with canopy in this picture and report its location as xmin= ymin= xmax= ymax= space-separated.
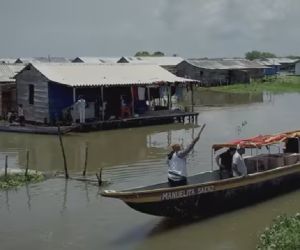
xmin=101 ymin=129 xmax=300 ymax=218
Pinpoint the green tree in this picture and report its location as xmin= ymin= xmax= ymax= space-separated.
xmin=245 ymin=50 xmax=276 ymax=60
xmin=135 ymin=51 xmax=165 ymax=57
xmin=152 ymin=51 xmax=165 ymax=57
xmin=135 ymin=51 xmax=151 ymax=57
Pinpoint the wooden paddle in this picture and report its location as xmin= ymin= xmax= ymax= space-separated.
xmin=198 ymin=123 xmax=206 ymax=136
xmin=194 ymin=123 xmax=206 ymax=142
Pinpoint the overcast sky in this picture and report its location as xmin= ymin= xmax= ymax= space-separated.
xmin=1 ymin=0 xmax=300 ymax=58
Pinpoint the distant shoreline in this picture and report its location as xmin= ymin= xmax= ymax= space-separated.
xmin=208 ymin=75 xmax=300 ymax=94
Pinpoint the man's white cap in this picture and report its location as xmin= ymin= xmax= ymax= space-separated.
xmin=237 ymin=144 xmax=241 ymax=149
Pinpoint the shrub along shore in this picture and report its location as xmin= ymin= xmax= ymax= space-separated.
xmin=209 ymin=76 xmax=300 ymax=94
xmin=257 ymin=214 xmax=300 ymax=249
xmin=0 ymin=170 xmax=44 ymax=189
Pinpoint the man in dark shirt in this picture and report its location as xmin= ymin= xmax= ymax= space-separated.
xmin=215 ymin=148 xmax=235 ymax=179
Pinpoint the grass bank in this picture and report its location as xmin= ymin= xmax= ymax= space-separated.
xmin=0 ymin=171 xmax=44 ymax=189
xmin=257 ymin=214 xmax=300 ymax=249
xmin=210 ymin=76 xmax=300 ymax=94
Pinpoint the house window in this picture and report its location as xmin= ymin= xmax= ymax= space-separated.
xmin=29 ymin=84 xmax=34 ymax=104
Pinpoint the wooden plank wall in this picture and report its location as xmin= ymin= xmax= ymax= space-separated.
xmin=16 ymin=66 xmax=49 ymax=123
xmin=176 ymin=62 xmax=228 ymax=86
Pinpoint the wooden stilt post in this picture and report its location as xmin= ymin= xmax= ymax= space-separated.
xmin=58 ymin=124 xmax=69 ymax=179
xmin=167 ymin=130 xmax=171 ymax=146
xmin=131 ymin=86 xmax=135 ymax=116
xmin=82 ymin=142 xmax=88 ymax=176
xmin=159 ymin=86 xmax=162 ymax=106
xmin=4 ymin=155 xmax=8 ymax=177
xmin=101 ymin=86 xmax=105 ymax=121
xmin=72 ymin=88 xmax=76 ymax=123
xmin=211 ymin=148 xmax=214 ymax=171
xmin=147 ymin=86 xmax=151 ymax=111
xmin=191 ymin=83 xmax=194 ymax=112
xmin=168 ymin=84 xmax=171 ymax=110
xmin=25 ymin=150 xmax=29 ymax=177
xmin=0 ymin=86 xmax=2 ymax=117
xmin=73 ymin=88 xmax=76 ymax=103
xmin=96 ymin=168 xmax=102 ymax=186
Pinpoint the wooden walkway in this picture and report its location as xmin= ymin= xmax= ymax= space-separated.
xmin=75 ymin=110 xmax=199 ymax=132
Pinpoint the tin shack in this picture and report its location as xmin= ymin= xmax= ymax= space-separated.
xmin=15 ymin=63 xmax=197 ymax=127
xmin=176 ymin=58 xmax=266 ymax=86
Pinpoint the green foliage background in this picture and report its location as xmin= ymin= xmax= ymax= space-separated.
xmin=257 ymin=214 xmax=300 ymax=250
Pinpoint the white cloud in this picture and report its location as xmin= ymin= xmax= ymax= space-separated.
xmin=0 ymin=0 xmax=299 ymax=57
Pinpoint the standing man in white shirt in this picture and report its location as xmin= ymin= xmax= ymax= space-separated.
xmin=76 ymin=96 xmax=86 ymax=123
xmin=232 ymin=144 xmax=248 ymax=177
xmin=167 ymin=124 xmax=206 ymax=186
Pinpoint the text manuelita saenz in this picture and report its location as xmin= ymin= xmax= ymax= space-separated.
xmin=161 ymin=186 xmax=215 ymax=201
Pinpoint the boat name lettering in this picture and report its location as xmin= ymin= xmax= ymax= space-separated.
xmin=161 ymin=186 xmax=215 ymax=200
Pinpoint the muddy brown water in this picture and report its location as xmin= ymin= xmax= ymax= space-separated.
xmin=1 ymin=91 xmax=300 ymax=250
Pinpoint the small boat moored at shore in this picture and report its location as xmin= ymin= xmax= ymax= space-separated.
xmin=101 ymin=130 xmax=300 ymax=218
xmin=0 ymin=124 xmax=76 ymax=135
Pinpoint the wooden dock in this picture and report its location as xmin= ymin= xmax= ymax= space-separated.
xmin=75 ymin=110 xmax=199 ymax=132
xmin=0 ymin=111 xmax=198 ymax=134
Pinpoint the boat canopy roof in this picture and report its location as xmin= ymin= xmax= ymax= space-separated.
xmin=212 ymin=130 xmax=300 ymax=151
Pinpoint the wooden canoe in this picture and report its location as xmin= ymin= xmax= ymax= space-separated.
xmin=101 ymin=161 xmax=300 ymax=218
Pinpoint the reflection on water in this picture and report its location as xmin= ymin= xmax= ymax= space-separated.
xmin=186 ymin=89 xmax=264 ymax=106
xmin=0 ymin=151 xmax=20 ymax=170
xmin=1 ymin=178 xmax=300 ymax=250
xmin=0 ymin=92 xmax=300 ymax=249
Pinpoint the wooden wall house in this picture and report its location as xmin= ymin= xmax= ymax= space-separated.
xmin=274 ymin=58 xmax=298 ymax=73
xmin=255 ymin=59 xmax=280 ymax=76
xmin=15 ymin=63 xmax=194 ymax=124
xmin=0 ymin=64 xmax=25 ymax=118
xmin=176 ymin=59 xmax=266 ymax=86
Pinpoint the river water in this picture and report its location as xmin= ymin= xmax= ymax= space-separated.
xmin=0 ymin=91 xmax=300 ymax=250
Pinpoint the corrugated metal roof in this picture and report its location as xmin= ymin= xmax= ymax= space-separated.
xmin=72 ymin=57 xmax=101 ymax=63
xmin=72 ymin=57 xmax=120 ymax=63
xmin=256 ymin=58 xmax=298 ymax=65
xmin=0 ymin=64 xmax=25 ymax=82
xmin=98 ymin=57 xmax=120 ymax=63
xmin=254 ymin=59 xmax=281 ymax=66
xmin=29 ymin=63 xmax=194 ymax=87
xmin=274 ymin=58 xmax=299 ymax=64
xmin=255 ymin=57 xmax=299 ymax=66
xmin=16 ymin=57 xmax=70 ymax=63
xmin=72 ymin=56 xmax=184 ymax=65
xmin=0 ymin=58 xmax=16 ymax=64
xmin=185 ymin=58 xmax=267 ymax=70
xmin=118 ymin=57 xmax=144 ymax=63
xmin=134 ymin=56 xmax=184 ymax=66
